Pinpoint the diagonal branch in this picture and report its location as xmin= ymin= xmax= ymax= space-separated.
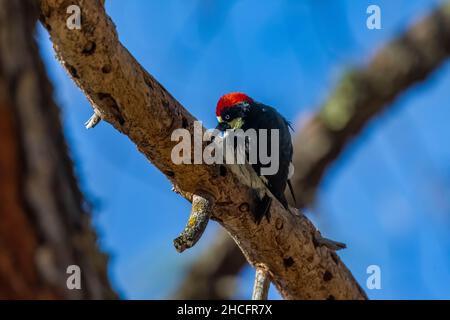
xmin=40 ymin=0 xmax=366 ymax=299
xmin=175 ymin=2 xmax=450 ymax=299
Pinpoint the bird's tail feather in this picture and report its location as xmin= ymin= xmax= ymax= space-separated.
xmin=287 ymin=179 xmax=296 ymax=207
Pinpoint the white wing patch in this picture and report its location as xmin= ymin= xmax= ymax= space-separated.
xmin=288 ymin=162 xmax=295 ymax=179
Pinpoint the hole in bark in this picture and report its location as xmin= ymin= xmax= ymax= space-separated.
xmin=82 ymin=41 xmax=96 ymax=55
xmin=165 ymin=170 xmax=175 ymax=177
xmin=327 ymin=295 xmax=336 ymax=300
xmin=323 ymin=270 xmax=333 ymax=282
xmin=181 ymin=117 xmax=189 ymax=129
xmin=219 ymin=165 xmax=227 ymax=177
xmin=331 ymin=252 xmax=339 ymax=265
xmin=116 ymin=117 xmax=125 ymax=126
xmin=283 ymin=257 xmax=294 ymax=268
xmin=162 ymin=100 xmax=170 ymax=109
xmin=66 ymin=64 xmax=79 ymax=79
xmin=101 ymin=65 xmax=111 ymax=74
xmin=39 ymin=16 xmax=52 ymax=31
xmin=96 ymin=93 xmax=124 ymax=125
xmin=239 ymin=203 xmax=249 ymax=213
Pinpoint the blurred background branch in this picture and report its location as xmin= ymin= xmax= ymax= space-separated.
xmin=173 ymin=231 xmax=245 ymax=299
xmin=290 ymin=3 xmax=450 ymax=207
xmin=174 ymin=2 xmax=450 ymax=299
xmin=0 ymin=0 xmax=115 ymax=299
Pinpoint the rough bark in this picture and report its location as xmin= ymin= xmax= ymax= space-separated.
xmin=39 ymin=0 xmax=366 ymax=299
xmin=0 ymin=0 xmax=115 ymax=299
xmin=175 ymin=2 xmax=450 ymax=299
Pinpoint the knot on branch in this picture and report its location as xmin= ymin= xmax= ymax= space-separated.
xmin=173 ymin=193 xmax=214 ymax=253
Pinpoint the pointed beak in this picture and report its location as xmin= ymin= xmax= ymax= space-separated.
xmin=216 ymin=121 xmax=231 ymax=131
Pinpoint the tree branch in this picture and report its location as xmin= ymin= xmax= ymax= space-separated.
xmin=40 ymin=0 xmax=366 ymax=299
xmin=175 ymin=2 xmax=450 ymax=299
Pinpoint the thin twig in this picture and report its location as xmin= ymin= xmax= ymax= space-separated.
xmin=85 ymin=110 xmax=102 ymax=129
xmin=252 ymin=268 xmax=270 ymax=300
xmin=314 ymin=234 xmax=346 ymax=251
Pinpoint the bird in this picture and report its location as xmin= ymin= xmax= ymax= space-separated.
xmin=215 ymin=92 xmax=295 ymax=221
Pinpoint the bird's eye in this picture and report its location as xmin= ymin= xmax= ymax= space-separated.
xmin=225 ymin=115 xmax=230 ymax=120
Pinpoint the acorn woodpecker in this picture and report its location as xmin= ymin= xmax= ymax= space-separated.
xmin=215 ymin=92 xmax=295 ymax=220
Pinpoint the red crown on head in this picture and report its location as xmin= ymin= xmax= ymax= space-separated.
xmin=216 ymin=92 xmax=253 ymax=117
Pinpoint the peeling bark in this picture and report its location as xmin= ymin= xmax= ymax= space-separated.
xmin=0 ymin=0 xmax=115 ymax=299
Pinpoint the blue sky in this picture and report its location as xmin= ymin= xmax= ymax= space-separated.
xmin=38 ymin=0 xmax=450 ymax=299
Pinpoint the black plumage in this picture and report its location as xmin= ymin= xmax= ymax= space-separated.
xmin=216 ymin=97 xmax=295 ymax=217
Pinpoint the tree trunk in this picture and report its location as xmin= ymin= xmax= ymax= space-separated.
xmin=0 ymin=0 xmax=115 ymax=299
